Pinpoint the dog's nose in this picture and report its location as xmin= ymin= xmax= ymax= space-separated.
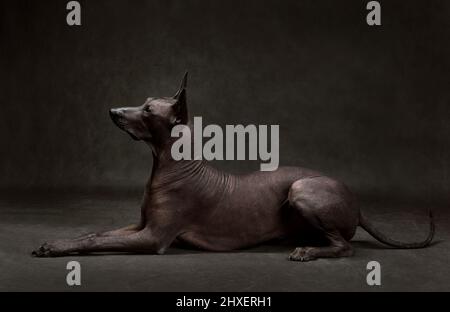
xmin=109 ymin=109 xmax=120 ymax=118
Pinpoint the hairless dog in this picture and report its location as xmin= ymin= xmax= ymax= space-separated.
xmin=32 ymin=73 xmax=434 ymax=261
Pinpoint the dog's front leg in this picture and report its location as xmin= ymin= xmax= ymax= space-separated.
xmin=32 ymin=228 xmax=168 ymax=257
xmin=75 ymin=224 xmax=142 ymax=240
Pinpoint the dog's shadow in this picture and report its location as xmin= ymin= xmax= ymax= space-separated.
xmin=165 ymin=239 xmax=444 ymax=256
xmin=36 ymin=240 xmax=443 ymax=258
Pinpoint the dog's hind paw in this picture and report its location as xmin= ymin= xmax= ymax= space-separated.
xmin=288 ymin=247 xmax=316 ymax=262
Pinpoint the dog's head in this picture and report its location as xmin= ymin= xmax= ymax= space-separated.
xmin=109 ymin=72 xmax=189 ymax=145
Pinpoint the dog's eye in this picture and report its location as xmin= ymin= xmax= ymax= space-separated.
xmin=144 ymin=106 xmax=152 ymax=113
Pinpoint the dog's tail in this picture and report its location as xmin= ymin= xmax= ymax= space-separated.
xmin=359 ymin=208 xmax=435 ymax=249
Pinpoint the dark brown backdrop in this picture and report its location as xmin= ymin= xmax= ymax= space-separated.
xmin=1 ymin=0 xmax=449 ymax=202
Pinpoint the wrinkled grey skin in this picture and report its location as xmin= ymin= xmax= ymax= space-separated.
xmin=32 ymin=73 xmax=434 ymax=261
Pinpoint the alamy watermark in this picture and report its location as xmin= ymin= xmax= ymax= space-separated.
xmin=171 ymin=117 xmax=279 ymax=172
xmin=66 ymin=261 xmax=81 ymax=286
xmin=366 ymin=261 xmax=381 ymax=286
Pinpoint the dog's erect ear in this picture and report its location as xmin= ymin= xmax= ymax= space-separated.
xmin=173 ymin=71 xmax=188 ymax=100
xmin=172 ymin=72 xmax=188 ymax=125
xmin=172 ymin=89 xmax=188 ymax=125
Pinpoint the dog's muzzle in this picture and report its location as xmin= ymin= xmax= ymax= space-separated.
xmin=109 ymin=109 xmax=140 ymax=140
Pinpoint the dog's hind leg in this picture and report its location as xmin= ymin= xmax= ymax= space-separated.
xmin=32 ymin=228 xmax=169 ymax=257
xmin=289 ymin=230 xmax=353 ymax=261
xmin=287 ymin=177 xmax=358 ymax=262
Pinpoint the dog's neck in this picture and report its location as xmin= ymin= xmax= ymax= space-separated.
xmin=146 ymin=139 xmax=235 ymax=196
xmin=146 ymin=138 xmax=202 ymax=184
xmin=145 ymin=121 xmax=200 ymax=176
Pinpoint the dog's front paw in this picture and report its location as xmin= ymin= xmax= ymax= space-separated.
xmin=288 ymin=247 xmax=316 ymax=262
xmin=32 ymin=242 xmax=67 ymax=258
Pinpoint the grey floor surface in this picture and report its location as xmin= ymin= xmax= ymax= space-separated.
xmin=0 ymin=190 xmax=449 ymax=292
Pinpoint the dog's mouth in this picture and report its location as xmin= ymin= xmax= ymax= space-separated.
xmin=125 ymin=129 xmax=139 ymax=141
xmin=110 ymin=113 xmax=140 ymax=141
